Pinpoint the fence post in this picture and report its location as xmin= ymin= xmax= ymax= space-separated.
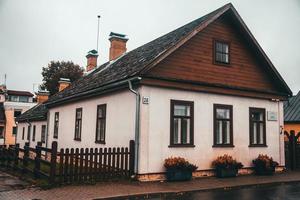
xmin=49 ymin=141 xmax=58 ymax=185
xmin=0 ymin=145 xmax=3 ymax=167
xmin=34 ymin=142 xmax=42 ymax=178
xmin=22 ymin=142 xmax=29 ymax=173
xmin=129 ymin=140 xmax=135 ymax=177
xmin=14 ymin=144 xmax=19 ymax=170
xmin=290 ymin=130 xmax=296 ymax=170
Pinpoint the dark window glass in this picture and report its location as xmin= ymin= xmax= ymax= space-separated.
xmin=19 ymin=96 xmax=29 ymax=102
xmin=53 ymin=112 xmax=59 ymax=139
xmin=95 ymin=105 xmax=106 ymax=143
xmin=74 ymin=108 xmax=82 ymax=141
xmin=214 ymin=41 xmax=229 ymax=64
xmin=14 ymin=110 xmax=22 ymax=118
xmin=12 ymin=127 xmax=17 ymax=135
xmin=170 ymin=100 xmax=194 ymax=146
xmin=27 ymin=126 xmax=31 ymax=141
xmin=32 ymin=125 xmax=36 ymax=142
xmin=213 ymin=104 xmax=233 ymax=146
xmin=0 ymin=127 xmax=4 ymax=138
xmin=249 ymin=108 xmax=266 ymax=146
xmin=22 ymin=127 xmax=25 ymax=140
xmin=41 ymin=125 xmax=46 ymax=143
xmin=8 ymin=95 xmax=18 ymax=102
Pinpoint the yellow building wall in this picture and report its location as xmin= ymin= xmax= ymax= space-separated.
xmin=284 ymin=123 xmax=300 ymax=141
xmin=285 ymin=123 xmax=300 ymax=135
xmin=4 ymin=109 xmax=16 ymax=145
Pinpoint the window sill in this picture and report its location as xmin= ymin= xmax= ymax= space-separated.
xmin=168 ymin=144 xmax=195 ymax=148
xmin=95 ymin=141 xmax=106 ymax=144
xmin=74 ymin=138 xmax=81 ymax=141
xmin=212 ymin=144 xmax=235 ymax=148
xmin=214 ymin=61 xmax=230 ymax=67
xmin=249 ymin=144 xmax=268 ymax=147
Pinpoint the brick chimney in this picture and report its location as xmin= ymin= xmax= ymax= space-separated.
xmin=58 ymin=78 xmax=71 ymax=92
xmin=36 ymin=90 xmax=49 ymax=103
xmin=109 ymin=32 xmax=128 ymax=61
xmin=86 ymin=49 xmax=98 ymax=72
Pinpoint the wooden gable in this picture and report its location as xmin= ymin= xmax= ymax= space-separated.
xmin=144 ymin=13 xmax=287 ymax=99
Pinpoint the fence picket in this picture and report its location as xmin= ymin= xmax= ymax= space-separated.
xmin=79 ymin=148 xmax=84 ymax=182
xmin=84 ymin=148 xmax=89 ymax=182
xmin=74 ymin=148 xmax=79 ymax=182
xmin=59 ymin=148 xmax=64 ymax=184
xmin=69 ymin=148 xmax=74 ymax=183
xmin=64 ymin=148 xmax=70 ymax=183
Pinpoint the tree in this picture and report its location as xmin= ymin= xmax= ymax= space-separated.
xmin=40 ymin=61 xmax=84 ymax=95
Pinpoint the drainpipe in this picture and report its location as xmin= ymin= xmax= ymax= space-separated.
xmin=128 ymin=77 xmax=142 ymax=176
xmin=26 ymin=120 xmax=31 ymax=147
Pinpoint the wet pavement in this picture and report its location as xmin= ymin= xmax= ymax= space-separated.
xmin=147 ymin=183 xmax=300 ymax=200
xmin=0 ymin=170 xmax=29 ymax=192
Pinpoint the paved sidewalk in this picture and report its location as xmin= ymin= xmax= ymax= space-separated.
xmin=1 ymin=171 xmax=300 ymax=200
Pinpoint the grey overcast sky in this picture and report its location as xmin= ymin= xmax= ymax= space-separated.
xmin=0 ymin=0 xmax=299 ymax=94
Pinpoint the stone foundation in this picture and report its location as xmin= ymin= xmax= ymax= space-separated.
xmin=137 ymin=166 xmax=285 ymax=182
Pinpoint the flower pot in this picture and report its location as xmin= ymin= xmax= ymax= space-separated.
xmin=215 ymin=168 xmax=238 ymax=178
xmin=254 ymin=166 xmax=275 ymax=176
xmin=166 ymin=168 xmax=193 ymax=181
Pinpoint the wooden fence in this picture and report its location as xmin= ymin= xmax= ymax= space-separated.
xmin=0 ymin=140 xmax=135 ymax=185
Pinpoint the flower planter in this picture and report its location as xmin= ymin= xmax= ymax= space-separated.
xmin=216 ymin=168 xmax=238 ymax=178
xmin=166 ymin=169 xmax=193 ymax=181
xmin=254 ymin=166 xmax=275 ymax=176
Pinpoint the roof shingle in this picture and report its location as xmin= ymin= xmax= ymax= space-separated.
xmin=17 ymin=104 xmax=48 ymax=122
xmin=284 ymin=91 xmax=300 ymax=123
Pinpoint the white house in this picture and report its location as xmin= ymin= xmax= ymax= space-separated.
xmin=17 ymin=3 xmax=292 ymax=180
xmin=16 ymin=91 xmax=49 ymax=148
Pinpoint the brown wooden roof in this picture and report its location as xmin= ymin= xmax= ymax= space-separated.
xmin=7 ymin=90 xmax=34 ymax=97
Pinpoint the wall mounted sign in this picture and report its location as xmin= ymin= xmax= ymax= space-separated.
xmin=142 ymin=96 xmax=150 ymax=104
xmin=267 ymin=111 xmax=277 ymax=121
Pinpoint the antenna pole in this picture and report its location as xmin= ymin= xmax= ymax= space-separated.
xmin=4 ymin=74 xmax=6 ymax=86
xmin=96 ymin=15 xmax=101 ymax=52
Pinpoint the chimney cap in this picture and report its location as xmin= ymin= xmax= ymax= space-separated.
xmin=86 ymin=49 xmax=99 ymax=58
xmin=58 ymin=78 xmax=71 ymax=83
xmin=109 ymin=32 xmax=128 ymax=42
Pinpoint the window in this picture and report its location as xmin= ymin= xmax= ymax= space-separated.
xmin=74 ymin=108 xmax=82 ymax=141
xmin=249 ymin=108 xmax=266 ymax=146
xmin=170 ymin=100 xmax=194 ymax=147
xmin=19 ymin=96 xmax=29 ymax=103
xmin=22 ymin=127 xmax=25 ymax=140
xmin=27 ymin=125 xmax=31 ymax=141
xmin=8 ymin=95 xmax=19 ymax=102
xmin=95 ymin=104 xmax=106 ymax=143
xmin=14 ymin=110 xmax=22 ymax=118
xmin=12 ymin=127 xmax=17 ymax=135
xmin=214 ymin=40 xmax=230 ymax=64
xmin=41 ymin=125 xmax=46 ymax=143
xmin=0 ymin=127 xmax=3 ymax=139
xmin=53 ymin=112 xmax=59 ymax=139
xmin=213 ymin=104 xmax=233 ymax=147
xmin=32 ymin=125 xmax=36 ymax=142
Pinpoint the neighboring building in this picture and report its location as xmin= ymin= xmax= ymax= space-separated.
xmin=0 ymin=84 xmax=37 ymax=145
xmin=17 ymin=3 xmax=292 ymax=180
xmin=284 ymin=91 xmax=300 ymax=136
xmin=16 ymin=91 xmax=49 ymax=148
xmin=0 ymin=103 xmax=5 ymax=145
